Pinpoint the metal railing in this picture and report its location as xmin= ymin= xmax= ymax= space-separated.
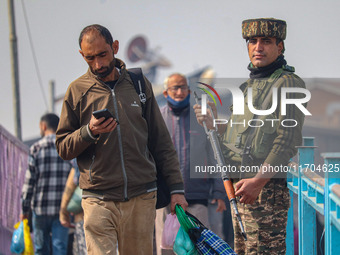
xmin=286 ymin=137 xmax=340 ymax=255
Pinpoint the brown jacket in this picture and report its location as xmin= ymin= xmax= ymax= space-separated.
xmin=56 ymin=59 xmax=183 ymax=201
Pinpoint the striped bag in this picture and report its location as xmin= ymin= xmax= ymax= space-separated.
xmin=175 ymin=205 xmax=237 ymax=255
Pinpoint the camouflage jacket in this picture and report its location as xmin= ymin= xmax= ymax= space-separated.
xmin=221 ymin=66 xmax=306 ymax=170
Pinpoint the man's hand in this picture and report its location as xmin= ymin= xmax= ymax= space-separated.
xmin=234 ymin=177 xmax=269 ymax=204
xmin=89 ymin=115 xmax=118 ymax=136
xmin=20 ymin=213 xmax=28 ymax=221
xmin=59 ymin=208 xmax=72 ymax=228
xmin=170 ymin=194 xmax=188 ymax=214
xmin=193 ymin=101 xmax=217 ymax=130
xmin=235 ymin=162 xmax=277 ymax=204
xmin=193 ymin=101 xmax=227 ymax=134
xmin=211 ymin=198 xmax=227 ymax=213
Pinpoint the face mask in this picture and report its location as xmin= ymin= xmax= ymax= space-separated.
xmin=167 ymin=94 xmax=190 ymax=109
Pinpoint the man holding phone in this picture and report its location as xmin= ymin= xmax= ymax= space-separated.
xmin=56 ymin=24 xmax=187 ymax=255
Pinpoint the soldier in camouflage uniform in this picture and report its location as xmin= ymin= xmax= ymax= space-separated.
xmin=194 ymin=18 xmax=306 ymax=254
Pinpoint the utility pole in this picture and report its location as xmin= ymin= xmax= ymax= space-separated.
xmin=49 ymin=80 xmax=55 ymax=113
xmin=48 ymin=80 xmax=65 ymax=114
xmin=8 ymin=0 xmax=22 ymax=140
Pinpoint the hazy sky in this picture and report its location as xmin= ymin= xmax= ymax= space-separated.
xmin=1 ymin=0 xmax=340 ymax=140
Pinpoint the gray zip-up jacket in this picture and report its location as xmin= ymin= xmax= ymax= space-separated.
xmin=56 ymin=59 xmax=184 ymax=201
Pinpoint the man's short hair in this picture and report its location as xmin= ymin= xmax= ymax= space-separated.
xmin=40 ymin=113 xmax=59 ymax=132
xmin=163 ymin=73 xmax=188 ymax=90
xmin=79 ymin=24 xmax=114 ymax=48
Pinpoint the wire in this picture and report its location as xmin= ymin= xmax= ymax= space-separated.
xmin=20 ymin=0 xmax=49 ymax=110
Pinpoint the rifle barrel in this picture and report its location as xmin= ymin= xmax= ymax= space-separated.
xmin=194 ymin=91 xmax=247 ymax=240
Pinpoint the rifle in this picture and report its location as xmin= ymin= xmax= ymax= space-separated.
xmin=194 ymin=91 xmax=247 ymax=241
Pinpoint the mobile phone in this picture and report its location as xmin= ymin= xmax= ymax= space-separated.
xmin=92 ymin=109 xmax=118 ymax=124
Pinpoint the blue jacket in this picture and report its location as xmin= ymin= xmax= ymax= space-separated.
xmin=160 ymin=103 xmax=225 ymax=202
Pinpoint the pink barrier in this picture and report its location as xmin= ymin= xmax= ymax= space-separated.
xmin=0 ymin=125 xmax=28 ymax=254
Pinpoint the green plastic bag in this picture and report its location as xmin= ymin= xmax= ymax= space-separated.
xmin=67 ymin=186 xmax=82 ymax=214
xmin=173 ymin=227 xmax=198 ymax=255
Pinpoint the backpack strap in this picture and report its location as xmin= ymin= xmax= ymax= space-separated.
xmin=128 ymin=68 xmax=171 ymax=209
xmin=128 ymin=68 xmax=147 ymax=118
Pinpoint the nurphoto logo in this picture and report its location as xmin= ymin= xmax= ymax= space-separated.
xmin=197 ymin=81 xmax=312 ymax=128
xmin=197 ymin=82 xmax=222 ymax=115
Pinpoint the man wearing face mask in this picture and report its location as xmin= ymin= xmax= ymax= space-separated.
xmin=155 ymin=73 xmax=226 ymax=255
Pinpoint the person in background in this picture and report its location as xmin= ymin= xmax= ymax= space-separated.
xmin=155 ymin=73 xmax=226 ymax=255
xmin=21 ymin=113 xmax=72 ymax=255
xmin=60 ymin=161 xmax=87 ymax=255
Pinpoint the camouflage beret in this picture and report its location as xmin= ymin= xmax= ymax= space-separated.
xmin=242 ymin=18 xmax=286 ymax=40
